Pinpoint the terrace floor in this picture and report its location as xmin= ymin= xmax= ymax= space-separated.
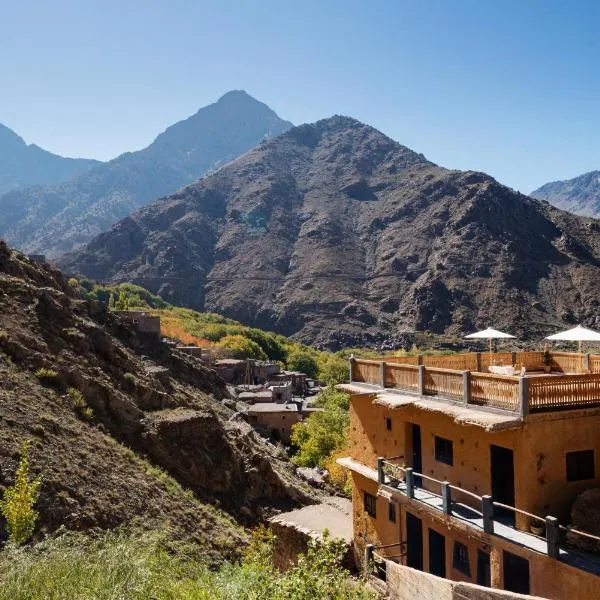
xmin=338 ymin=382 xmax=523 ymax=431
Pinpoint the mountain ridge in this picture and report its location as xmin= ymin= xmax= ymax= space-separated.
xmin=0 ymin=123 xmax=99 ymax=196
xmin=532 ymin=170 xmax=600 ymax=217
xmin=59 ymin=115 xmax=600 ymax=349
xmin=0 ymin=91 xmax=292 ymax=256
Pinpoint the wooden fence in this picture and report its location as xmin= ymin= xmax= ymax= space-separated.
xmin=528 ymin=373 xmax=600 ymax=412
xmin=423 ymin=367 xmax=464 ymax=399
xmin=385 ymin=363 xmax=419 ymax=391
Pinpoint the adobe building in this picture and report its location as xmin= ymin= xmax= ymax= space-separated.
xmin=339 ymin=351 xmax=600 ymax=599
xmin=269 ymin=370 xmax=308 ymax=395
xmin=113 ymin=310 xmax=161 ymax=342
xmin=246 ymin=402 xmax=301 ymax=443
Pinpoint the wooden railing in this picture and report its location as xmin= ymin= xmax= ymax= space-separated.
xmin=514 ymin=351 xmax=544 ymax=371
xmin=351 ymin=359 xmax=381 ymax=385
xmin=528 ymin=373 xmax=600 ymax=412
xmin=423 ymin=367 xmax=464 ymax=400
xmin=383 ymin=355 xmax=420 ymax=366
xmin=422 ymin=353 xmax=477 ymax=371
xmin=385 ymin=363 xmax=419 ymax=391
xmin=350 ymin=351 xmax=600 ymax=414
xmin=470 ymin=373 xmax=520 ymax=412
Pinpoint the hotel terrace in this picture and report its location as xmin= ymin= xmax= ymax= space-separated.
xmin=338 ymin=349 xmax=600 ymax=599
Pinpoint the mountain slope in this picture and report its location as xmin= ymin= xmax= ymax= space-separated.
xmin=0 ymin=243 xmax=314 ymax=556
xmin=0 ymin=91 xmax=292 ymax=256
xmin=532 ymin=171 xmax=600 ymax=217
xmin=0 ymin=123 xmax=99 ymax=196
xmin=59 ymin=116 xmax=600 ymax=349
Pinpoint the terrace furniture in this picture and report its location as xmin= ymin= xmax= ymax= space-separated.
xmin=489 ymin=365 xmax=516 ymax=376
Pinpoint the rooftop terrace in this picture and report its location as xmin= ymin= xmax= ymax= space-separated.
xmin=349 ymin=351 xmax=600 ymax=417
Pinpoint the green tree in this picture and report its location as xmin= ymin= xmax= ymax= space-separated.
xmin=317 ymin=354 xmax=349 ymax=386
xmin=291 ymin=391 xmax=350 ymax=468
xmin=117 ymin=290 xmax=129 ymax=311
xmin=218 ymin=334 xmax=268 ymax=360
xmin=287 ymin=351 xmax=318 ymax=378
xmin=0 ymin=441 xmax=42 ymax=545
xmin=108 ymin=293 xmax=116 ymax=310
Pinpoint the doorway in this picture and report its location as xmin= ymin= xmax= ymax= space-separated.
xmin=411 ymin=424 xmax=422 ymax=487
xmin=428 ymin=529 xmax=446 ymax=577
xmin=477 ymin=550 xmax=491 ymax=587
xmin=503 ymin=551 xmax=530 ymax=594
xmin=406 ymin=512 xmax=423 ymax=571
xmin=490 ymin=445 xmax=515 ymax=523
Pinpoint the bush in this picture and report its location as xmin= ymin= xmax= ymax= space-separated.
xmin=34 ymin=368 xmax=58 ymax=384
xmin=287 ymin=351 xmax=318 ymax=379
xmin=0 ymin=441 xmax=42 ymax=545
xmin=123 ymin=373 xmax=136 ymax=385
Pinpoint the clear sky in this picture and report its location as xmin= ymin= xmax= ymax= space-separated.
xmin=1 ymin=0 xmax=598 ymax=192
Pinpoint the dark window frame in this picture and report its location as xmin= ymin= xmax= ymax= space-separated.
xmin=386 ymin=417 xmax=392 ymax=431
xmin=388 ymin=501 xmax=396 ymax=523
xmin=435 ymin=436 xmax=454 ymax=466
xmin=566 ymin=449 xmax=595 ymax=482
xmin=453 ymin=541 xmax=471 ymax=576
xmin=364 ymin=492 xmax=377 ymax=518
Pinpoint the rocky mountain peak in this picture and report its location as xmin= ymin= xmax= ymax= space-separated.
xmin=532 ymin=170 xmax=600 ymax=218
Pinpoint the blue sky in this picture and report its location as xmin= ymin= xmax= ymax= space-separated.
xmin=1 ymin=0 xmax=598 ymax=192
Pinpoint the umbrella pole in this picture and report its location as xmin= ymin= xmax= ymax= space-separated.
xmin=489 ymin=338 xmax=493 ymax=365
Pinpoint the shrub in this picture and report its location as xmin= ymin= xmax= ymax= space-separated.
xmin=123 ymin=373 xmax=136 ymax=385
xmin=67 ymin=387 xmax=86 ymax=409
xmin=0 ymin=441 xmax=42 ymax=545
xmin=317 ymin=354 xmax=349 ymax=386
xmin=34 ymin=368 xmax=58 ymax=383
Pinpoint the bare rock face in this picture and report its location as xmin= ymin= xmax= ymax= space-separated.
xmin=567 ymin=488 xmax=600 ymax=552
xmin=60 ymin=117 xmax=600 ymax=349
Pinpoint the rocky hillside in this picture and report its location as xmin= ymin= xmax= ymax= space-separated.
xmin=0 ymin=243 xmax=315 ymax=559
xmin=532 ymin=170 xmax=600 ymax=218
xmin=60 ymin=116 xmax=600 ymax=349
xmin=0 ymin=91 xmax=292 ymax=257
xmin=0 ymin=123 xmax=98 ymax=196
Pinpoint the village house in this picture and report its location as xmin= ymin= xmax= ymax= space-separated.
xmin=269 ymin=370 xmax=308 ymax=396
xmin=113 ymin=310 xmax=161 ymax=342
xmin=338 ymin=351 xmax=600 ymax=599
xmin=246 ymin=402 xmax=301 ymax=443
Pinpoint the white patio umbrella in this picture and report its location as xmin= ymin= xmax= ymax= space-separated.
xmin=464 ymin=327 xmax=516 ymax=364
xmin=545 ymin=325 xmax=600 ymax=372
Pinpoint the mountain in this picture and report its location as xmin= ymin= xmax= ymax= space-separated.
xmin=0 ymin=91 xmax=292 ymax=256
xmin=59 ymin=116 xmax=600 ymax=349
xmin=0 ymin=123 xmax=99 ymax=196
xmin=0 ymin=242 xmax=314 ymax=555
xmin=531 ymin=171 xmax=600 ymax=217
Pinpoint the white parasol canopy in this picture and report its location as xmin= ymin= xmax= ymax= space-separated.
xmin=465 ymin=327 xmax=516 ymax=363
xmin=545 ymin=325 xmax=600 ymax=343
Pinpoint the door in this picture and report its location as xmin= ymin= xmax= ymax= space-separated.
xmin=428 ymin=529 xmax=446 ymax=577
xmin=412 ymin=424 xmax=422 ymax=487
xmin=406 ymin=512 xmax=423 ymax=571
xmin=477 ymin=550 xmax=491 ymax=587
xmin=490 ymin=445 xmax=515 ymax=523
xmin=503 ymin=551 xmax=530 ymax=594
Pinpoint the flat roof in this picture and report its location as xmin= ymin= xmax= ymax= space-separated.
xmin=339 ymin=382 xmax=522 ymax=431
xmin=247 ymin=402 xmax=298 ymax=413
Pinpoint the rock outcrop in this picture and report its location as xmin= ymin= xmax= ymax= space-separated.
xmin=0 ymin=243 xmax=315 ymax=558
xmin=532 ymin=170 xmax=600 ymax=218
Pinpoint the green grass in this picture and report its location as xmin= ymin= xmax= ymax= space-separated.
xmin=0 ymin=529 xmax=374 ymax=600
xmin=34 ymin=368 xmax=58 ymax=382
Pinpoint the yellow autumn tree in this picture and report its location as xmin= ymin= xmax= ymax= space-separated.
xmin=0 ymin=441 xmax=42 ymax=545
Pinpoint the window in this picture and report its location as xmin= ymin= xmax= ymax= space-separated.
xmin=566 ymin=450 xmax=595 ymax=482
xmin=388 ymin=501 xmax=396 ymax=523
xmin=386 ymin=417 xmax=392 ymax=431
xmin=435 ymin=436 xmax=454 ymax=466
xmin=364 ymin=492 xmax=377 ymax=518
xmin=453 ymin=541 xmax=471 ymax=576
